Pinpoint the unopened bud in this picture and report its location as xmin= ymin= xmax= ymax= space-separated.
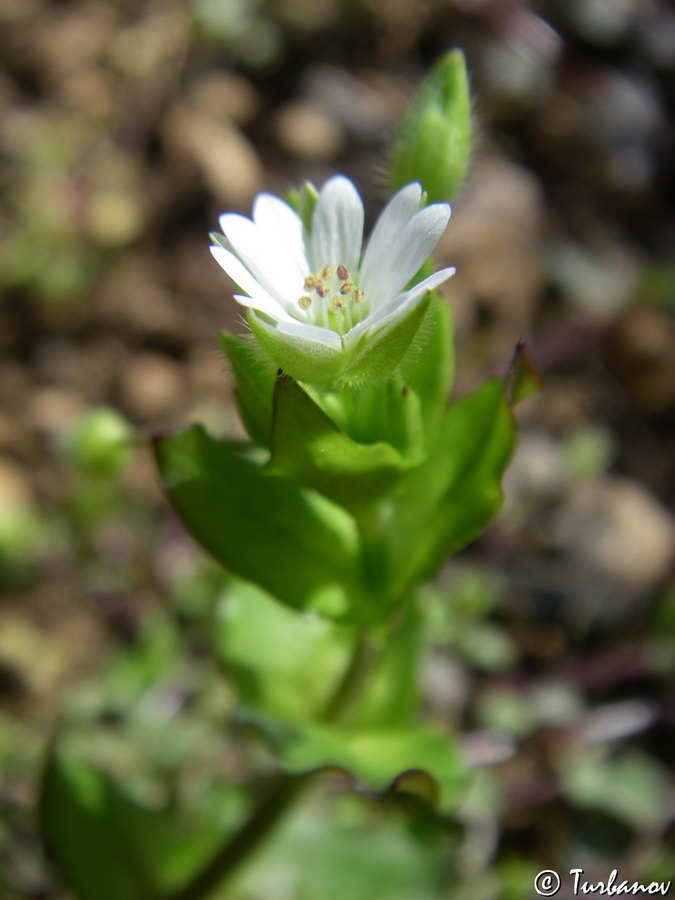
xmin=389 ymin=49 xmax=471 ymax=203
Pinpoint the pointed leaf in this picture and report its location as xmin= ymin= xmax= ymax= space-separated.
xmin=324 ymin=376 xmax=425 ymax=464
xmin=153 ymin=425 xmax=377 ymax=623
xmin=390 ymin=380 xmax=515 ymax=595
xmin=218 ymin=331 xmax=276 ymax=447
xmin=269 ymin=375 xmax=409 ymax=512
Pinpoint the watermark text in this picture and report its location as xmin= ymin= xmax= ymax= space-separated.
xmin=533 ymin=868 xmax=671 ymax=897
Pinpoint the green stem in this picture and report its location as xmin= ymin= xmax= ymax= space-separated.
xmin=166 ymin=630 xmax=379 ymax=900
xmin=320 ymin=629 xmax=379 ymax=724
xmin=168 ymin=773 xmax=309 ymax=900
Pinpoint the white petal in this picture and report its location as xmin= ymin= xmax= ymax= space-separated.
xmin=309 ymin=176 xmax=364 ymax=274
xmin=219 ymin=213 xmax=304 ymax=308
xmin=253 ymin=311 xmax=342 ymax=350
xmin=359 ymin=183 xmax=422 ymax=294
xmin=364 ymin=203 xmax=451 ymax=310
xmin=210 ymin=245 xmax=288 ymax=319
xmin=252 ymin=194 xmax=308 ymax=278
xmin=232 ymin=294 xmax=301 ymax=324
xmin=343 ymin=266 xmax=455 ymax=350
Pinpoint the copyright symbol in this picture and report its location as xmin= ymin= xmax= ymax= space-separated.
xmin=534 ymin=870 xmax=561 ymax=896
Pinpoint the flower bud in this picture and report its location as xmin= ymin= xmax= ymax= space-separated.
xmin=390 ymin=49 xmax=471 ymax=203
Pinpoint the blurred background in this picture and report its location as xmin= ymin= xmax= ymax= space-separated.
xmin=1 ymin=0 xmax=674 ymax=897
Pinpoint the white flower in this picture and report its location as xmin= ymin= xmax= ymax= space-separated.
xmin=210 ymin=176 xmax=455 ymax=384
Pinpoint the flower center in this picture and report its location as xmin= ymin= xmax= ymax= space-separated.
xmin=297 ymin=264 xmax=365 ymax=334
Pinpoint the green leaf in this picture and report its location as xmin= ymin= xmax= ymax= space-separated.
xmin=323 ymin=376 xmax=425 ymax=464
xmin=245 ymin=717 xmax=466 ymax=813
xmin=215 ymin=581 xmax=425 ymax=731
xmin=352 ymin=597 xmax=424 ymax=729
xmin=268 ymin=375 xmax=409 ymax=513
xmin=214 ymin=579 xmax=352 ymax=723
xmin=39 ymin=747 xmax=224 ymax=900
xmin=390 ymin=380 xmax=514 ymax=595
xmin=153 ymin=424 xmax=376 ymax=623
xmin=218 ymin=330 xmax=276 ymax=447
xmin=399 ymin=292 xmax=454 ymax=436
xmin=237 ymin=796 xmax=445 ymax=900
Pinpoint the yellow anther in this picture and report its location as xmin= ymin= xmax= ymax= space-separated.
xmin=298 ymin=295 xmax=312 ymax=309
xmin=304 ymin=274 xmax=321 ymax=290
xmin=320 ymin=264 xmax=334 ymax=280
xmin=337 ymin=264 xmax=350 ymax=281
xmin=330 ymin=295 xmax=344 ymax=310
xmin=339 ymin=281 xmax=355 ymax=295
xmin=315 ymin=282 xmax=329 ymax=298
xmin=352 ymin=287 xmax=364 ymax=303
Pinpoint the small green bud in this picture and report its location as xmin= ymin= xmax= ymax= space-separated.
xmin=390 ymin=49 xmax=471 ymax=203
xmin=284 ymin=181 xmax=319 ymax=232
xmin=59 ymin=407 xmax=133 ymax=477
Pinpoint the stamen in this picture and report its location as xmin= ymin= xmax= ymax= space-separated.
xmin=298 ymin=264 xmax=367 ymax=334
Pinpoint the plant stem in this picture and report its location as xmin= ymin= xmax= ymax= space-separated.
xmin=167 ymin=630 xmax=378 ymax=900
xmin=168 ymin=772 xmax=309 ymax=900
xmin=320 ymin=629 xmax=379 ymax=724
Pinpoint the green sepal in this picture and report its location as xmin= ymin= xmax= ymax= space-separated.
xmin=390 ymin=49 xmax=471 ymax=203
xmin=248 ymin=310 xmax=345 ymax=386
xmin=268 ymin=375 xmax=410 ymax=513
xmin=247 ymin=292 xmax=432 ymax=389
xmin=218 ymin=330 xmax=276 ymax=447
xmin=153 ymin=424 xmax=376 ymax=623
xmin=389 ymin=379 xmax=515 ymax=596
xmin=340 ymin=291 xmax=432 ymax=386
